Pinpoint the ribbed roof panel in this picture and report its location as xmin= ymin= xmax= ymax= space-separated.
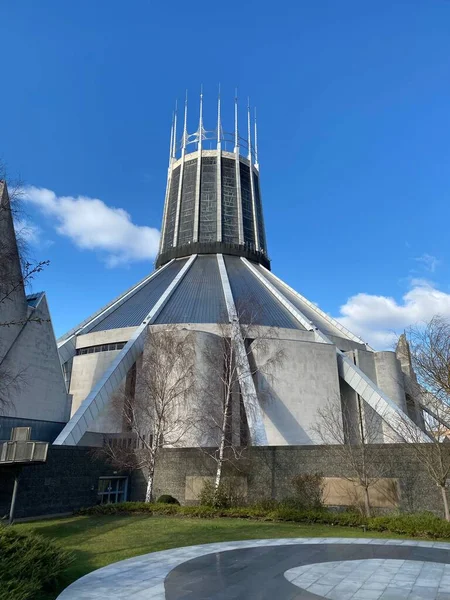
xmin=89 ymin=259 xmax=188 ymax=332
xmin=224 ymin=256 xmax=304 ymax=330
xmin=154 ymin=255 xmax=227 ymax=324
xmin=254 ymin=264 xmax=350 ymax=340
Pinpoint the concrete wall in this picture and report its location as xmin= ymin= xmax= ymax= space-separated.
xmin=69 ymin=350 xmax=122 ymax=416
xmin=1 ymin=294 xmax=70 ymax=423
xmin=253 ymin=339 xmax=341 ymax=445
xmin=75 ymin=327 xmax=136 ymax=349
xmin=2 ymin=443 xmax=448 ymax=519
xmin=65 ymin=321 xmax=423 ymax=449
xmin=0 ymin=182 xmax=28 ymax=363
xmin=142 ymin=445 xmax=449 ymax=517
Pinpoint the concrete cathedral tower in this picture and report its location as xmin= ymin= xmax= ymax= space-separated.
xmin=54 ymin=91 xmax=430 ymax=448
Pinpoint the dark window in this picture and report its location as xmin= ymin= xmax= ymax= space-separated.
xmin=97 ymin=476 xmax=128 ymax=504
xmin=253 ymin=172 xmax=266 ymax=252
xmin=239 ymin=162 xmax=255 ymax=249
xmin=178 ymin=158 xmax=197 ymax=245
xmin=221 ymin=157 xmax=239 ymax=244
xmin=163 ymin=165 xmax=181 ymax=252
xmin=76 ymin=342 xmax=127 ymax=356
xmin=199 ymin=157 xmax=217 ymax=242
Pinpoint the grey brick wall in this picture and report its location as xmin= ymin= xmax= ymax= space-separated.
xmin=1 ymin=444 xmax=447 ymax=519
xmin=136 ymin=445 xmax=447 ymax=516
xmin=0 ymin=446 xmax=125 ymax=519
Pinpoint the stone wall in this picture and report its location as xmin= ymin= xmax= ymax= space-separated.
xmin=131 ymin=444 xmax=448 ymax=516
xmin=0 ymin=446 xmax=124 ymax=519
xmin=1 ymin=444 xmax=448 ymax=519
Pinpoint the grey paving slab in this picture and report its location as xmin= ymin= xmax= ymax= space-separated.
xmin=56 ymin=538 xmax=450 ymax=600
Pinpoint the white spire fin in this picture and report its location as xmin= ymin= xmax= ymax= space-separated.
xmin=198 ymin=84 xmax=203 ymax=150
xmin=172 ymin=99 xmax=178 ymax=160
xmin=254 ymin=107 xmax=259 ymax=168
xmin=217 ymin=83 xmax=221 ymax=150
xmin=234 ymin=89 xmax=239 ymax=153
xmin=168 ymin=111 xmax=174 ymax=167
xmin=247 ymin=97 xmax=252 ymax=161
xmin=182 ymin=90 xmax=188 ymax=151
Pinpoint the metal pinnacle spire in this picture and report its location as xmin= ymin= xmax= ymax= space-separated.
xmin=182 ymin=90 xmax=188 ymax=151
xmin=234 ymin=88 xmax=239 ymax=152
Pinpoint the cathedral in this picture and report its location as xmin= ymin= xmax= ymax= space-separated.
xmin=0 ymin=94 xmax=430 ymax=448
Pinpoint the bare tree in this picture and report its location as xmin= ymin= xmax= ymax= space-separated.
xmin=389 ymin=318 xmax=450 ymax=520
xmin=100 ymin=325 xmax=196 ymax=502
xmin=196 ymin=300 xmax=285 ymax=491
xmin=312 ymin=395 xmax=394 ymax=516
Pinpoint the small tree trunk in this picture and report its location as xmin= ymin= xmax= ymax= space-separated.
xmin=363 ymin=486 xmax=371 ymax=517
xmin=145 ymin=463 xmax=155 ymax=503
xmin=145 ymin=476 xmax=153 ymax=503
xmin=215 ymin=389 xmax=231 ymax=490
xmin=215 ymin=434 xmax=225 ymax=489
xmin=441 ymin=485 xmax=450 ymax=521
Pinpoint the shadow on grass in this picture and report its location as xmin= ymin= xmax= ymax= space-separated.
xmin=32 ymin=514 xmax=154 ymax=546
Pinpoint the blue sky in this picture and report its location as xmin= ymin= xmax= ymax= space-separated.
xmin=2 ymin=1 xmax=450 ymax=347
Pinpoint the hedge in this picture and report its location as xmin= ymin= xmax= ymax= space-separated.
xmin=0 ymin=525 xmax=73 ymax=600
xmin=76 ymin=502 xmax=450 ymax=539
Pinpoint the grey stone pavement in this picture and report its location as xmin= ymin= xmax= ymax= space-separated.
xmin=56 ymin=538 xmax=450 ymax=600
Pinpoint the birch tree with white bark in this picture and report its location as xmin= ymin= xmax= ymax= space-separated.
xmin=197 ymin=300 xmax=285 ymax=492
xmin=101 ymin=325 xmax=196 ymax=502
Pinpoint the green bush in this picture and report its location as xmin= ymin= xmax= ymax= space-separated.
xmin=0 ymin=525 xmax=73 ymax=600
xmin=198 ymin=480 xmax=245 ymax=508
xmin=288 ymin=473 xmax=325 ymax=510
xmin=156 ymin=495 xmax=180 ymax=505
xmin=76 ymin=502 xmax=450 ymax=540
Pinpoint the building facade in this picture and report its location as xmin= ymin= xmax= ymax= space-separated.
xmin=0 ymin=181 xmax=70 ymax=442
xmin=53 ymin=94 xmax=430 ymax=449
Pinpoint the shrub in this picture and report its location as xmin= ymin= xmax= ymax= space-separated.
xmin=288 ymin=473 xmax=325 ymax=510
xmin=198 ymin=480 xmax=245 ymax=508
xmin=156 ymin=495 xmax=180 ymax=505
xmin=252 ymin=497 xmax=280 ymax=511
xmin=76 ymin=502 xmax=450 ymax=540
xmin=0 ymin=525 xmax=73 ymax=600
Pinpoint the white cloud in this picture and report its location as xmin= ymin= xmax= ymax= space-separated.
xmin=415 ymin=253 xmax=440 ymax=273
xmin=23 ymin=186 xmax=160 ymax=267
xmin=335 ymin=280 xmax=450 ymax=349
xmin=13 ymin=218 xmax=41 ymax=245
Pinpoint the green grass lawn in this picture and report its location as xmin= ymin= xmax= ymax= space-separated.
xmin=13 ymin=514 xmax=432 ymax=600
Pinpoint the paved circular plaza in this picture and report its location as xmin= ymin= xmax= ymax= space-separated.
xmin=57 ymin=538 xmax=450 ymax=600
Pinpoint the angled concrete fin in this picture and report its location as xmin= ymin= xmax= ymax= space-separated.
xmin=53 ymin=255 xmax=197 ymax=446
xmin=241 ymin=257 xmax=429 ymax=444
xmin=217 ymin=254 xmax=268 ymax=445
xmin=420 ymin=402 xmax=450 ymax=432
xmin=336 ymin=353 xmax=429 ymax=443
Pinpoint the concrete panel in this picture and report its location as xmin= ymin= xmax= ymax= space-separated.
xmin=323 ymin=477 xmax=400 ymax=509
xmin=75 ymin=327 xmax=136 ymax=349
xmin=69 ymin=350 xmax=122 ymax=417
xmin=1 ymin=294 xmax=70 ymax=423
xmin=375 ymin=352 xmax=407 ymax=411
xmin=253 ymin=339 xmax=341 ymax=445
xmin=0 ymin=183 xmax=28 ymax=363
xmin=375 ymin=351 xmax=408 ymax=442
xmin=354 ymin=350 xmax=384 ymax=443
